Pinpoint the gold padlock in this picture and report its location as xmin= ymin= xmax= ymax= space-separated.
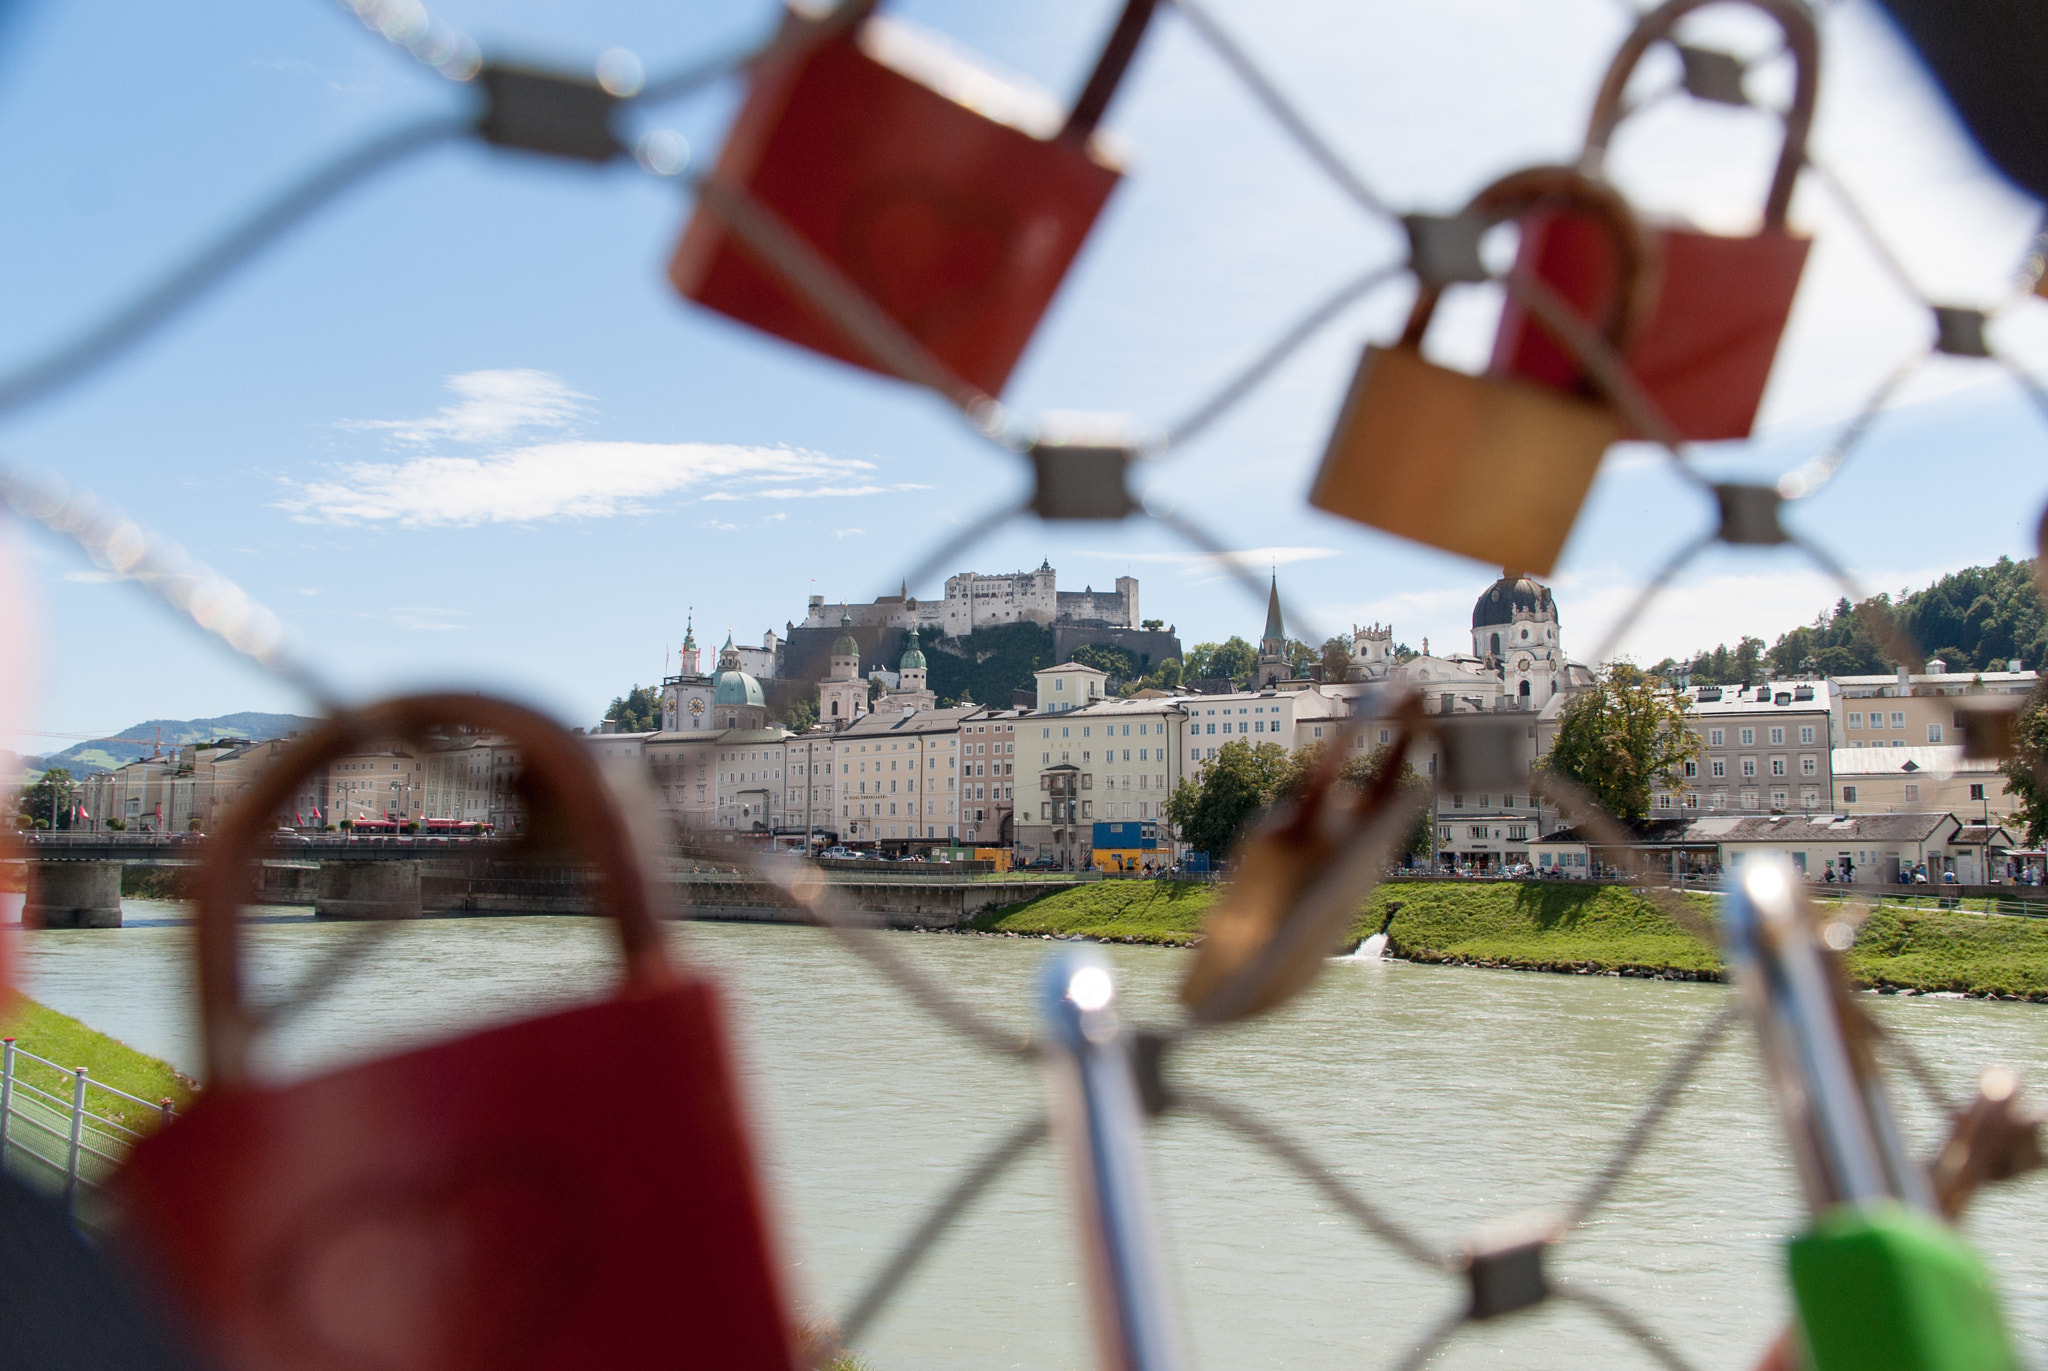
xmin=1310 ymin=166 xmax=1652 ymax=576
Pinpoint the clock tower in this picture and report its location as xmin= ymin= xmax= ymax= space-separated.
xmin=659 ymin=616 xmax=716 ymax=730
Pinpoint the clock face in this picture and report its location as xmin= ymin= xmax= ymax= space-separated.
xmin=1516 ymin=658 xmax=1531 ymax=672
xmin=688 ymin=699 xmax=705 ymax=716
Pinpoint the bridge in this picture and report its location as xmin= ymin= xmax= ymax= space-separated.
xmin=4 ymin=836 xmax=1094 ymax=928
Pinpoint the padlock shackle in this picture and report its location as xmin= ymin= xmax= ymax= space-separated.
xmin=1063 ymin=0 xmax=1160 ymax=142
xmin=188 ymin=692 xmax=675 ymax=1087
xmin=787 ymin=0 xmax=1156 ymax=145
xmin=1583 ymin=0 xmax=1819 ymax=230
xmin=1400 ymin=165 xmax=1652 ymax=353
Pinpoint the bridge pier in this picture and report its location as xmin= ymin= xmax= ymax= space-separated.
xmin=315 ymin=860 xmax=422 ymax=921
xmin=24 ymin=861 xmax=122 ymax=929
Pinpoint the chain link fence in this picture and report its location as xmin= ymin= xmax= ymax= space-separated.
xmin=2 ymin=1 xmax=2044 ymax=1367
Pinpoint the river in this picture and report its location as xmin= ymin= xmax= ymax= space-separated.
xmin=17 ymin=900 xmax=2048 ymax=1370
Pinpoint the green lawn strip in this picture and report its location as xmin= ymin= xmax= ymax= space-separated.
xmin=1368 ymin=882 xmax=1722 ymax=978
xmin=971 ymin=879 xmax=1217 ymax=944
xmin=0 ymin=996 xmax=194 ymax=1136
xmin=1843 ymin=906 xmax=2048 ymax=998
xmin=968 ymin=879 xmax=2048 ymax=999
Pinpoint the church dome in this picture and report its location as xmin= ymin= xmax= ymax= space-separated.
xmin=1472 ymin=572 xmax=1555 ymax=630
xmin=899 ymin=627 xmax=926 ymax=671
xmin=713 ymin=668 xmax=764 ymax=707
xmin=832 ymin=610 xmax=859 ymax=659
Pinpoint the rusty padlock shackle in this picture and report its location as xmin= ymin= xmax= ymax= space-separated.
xmin=1584 ymin=0 xmax=1820 ymax=230
xmin=189 ymin=692 xmax=673 ymax=1087
xmin=792 ymin=0 xmax=1158 ymax=144
xmin=1400 ymin=164 xmax=1655 ymax=355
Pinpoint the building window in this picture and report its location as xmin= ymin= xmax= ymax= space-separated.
xmin=1709 ymin=729 xmax=1725 ymax=746
xmin=1739 ymin=728 xmax=1755 ymax=746
xmin=1452 ymin=793 xmax=1464 ymax=809
xmin=1711 ymin=759 xmax=1726 ymax=778
xmin=1842 ymin=785 xmax=1858 ymax=803
xmin=1890 ymin=712 xmax=1905 ymax=728
xmin=1904 ymin=783 xmax=1920 ymax=803
xmin=1770 ymin=758 xmax=1786 ymax=776
xmin=1683 ymin=761 xmax=1697 ymax=777
xmin=1927 ymin=723 xmax=1944 ymax=743
xmin=1800 ymin=756 xmax=1817 ymax=776
xmin=1769 ymin=727 xmax=1784 ymax=745
xmin=1799 ymin=726 xmax=1815 ymax=744
xmin=1741 ymin=759 xmax=1756 ymax=778
xmin=1847 ymin=712 xmax=1862 ymax=729
xmin=1970 ymin=783 xmax=1986 ymax=800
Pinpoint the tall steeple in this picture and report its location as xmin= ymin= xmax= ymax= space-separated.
xmin=1261 ymin=572 xmax=1285 ymax=656
xmin=1257 ymin=571 xmax=1289 ymax=688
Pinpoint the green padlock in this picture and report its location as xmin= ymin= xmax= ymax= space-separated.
xmin=1722 ymin=861 xmax=2022 ymax=1371
xmin=1789 ymin=1204 xmax=2017 ymax=1371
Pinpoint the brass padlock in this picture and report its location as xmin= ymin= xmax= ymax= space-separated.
xmin=1310 ymin=166 xmax=1651 ymax=576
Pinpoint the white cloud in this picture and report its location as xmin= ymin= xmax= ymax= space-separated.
xmin=346 ymin=370 xmax=589 ymax=447
xmin=367 ymin=606 xmax=468 ymax=632
xmin=278 ymin=440 xmax=880 ymax=527
xmin=835 ymin=528 xmax=867 ymax=539
xmin=1095 ymin=544 xmax=1340 ymax=583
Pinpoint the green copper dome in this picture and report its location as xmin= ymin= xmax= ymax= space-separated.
xmin=899 ymin=626 xmax=926 ymax=671
xmin=832 ymin=609 xmax=859 ymax=659
xmin=713 ymin=668 xmax=764 ymax=707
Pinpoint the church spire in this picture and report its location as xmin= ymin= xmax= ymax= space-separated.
xmin=1262 ymin=572 xmax=1285 ymax=649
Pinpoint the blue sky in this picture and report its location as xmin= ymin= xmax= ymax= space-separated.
xmin=2 ymin=0 xmax=2046 ymax=741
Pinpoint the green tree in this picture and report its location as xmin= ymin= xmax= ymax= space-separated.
xmin=1071 ymin=643 xmax=1139 ymax=683
xmin=1135 ymin=657 xmax=1183 ymax=693
xmin=1319 ymin=636 xmax=1353 ymax=684
xmin=16 ymin=768 xmax=76 ymax=830
xmin=1275 ymin=739 xmax=1433 ymax=857
xmin=782 ymin=697 xmax=819 ymax=733
xmin=604 ymin=685 xmax=661 ymax=732
xmin=2000 ymin=685 xmax=2048 ymax=844
xmin=1284 ymin=638 xmax=1319 ymax=678
xmin=1163 ymin=740 xmax=1292 ymax=856
xmin=922 ymin=622 xmax=1053 ymax=710
xmin=1182 ymin=642 xmax=1218 ymax=681
xmin=1732 ymin=635 xmax=1767 ymax=686
xmin=1542 ymin=664 xmax=1704 ymax=823
xmin=1208 ymin=636 xmax=1258 ymax=687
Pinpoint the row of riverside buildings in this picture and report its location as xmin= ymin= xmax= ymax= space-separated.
xmin=57 ymin=569 xmax=2041 ymax=881
xmin=70 ymin=728 xmax=525 ymax=836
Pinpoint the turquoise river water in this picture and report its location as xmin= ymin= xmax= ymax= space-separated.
xmin=15 ymin=899 xmax=2048 ymax=1371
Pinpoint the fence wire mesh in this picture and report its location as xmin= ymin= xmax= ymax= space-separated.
xmin=4 ymin=0 xmax=2046 ymax=1366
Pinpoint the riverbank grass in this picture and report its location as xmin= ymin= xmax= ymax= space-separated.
xmin=0 ymin=996 xmax=193 ymax=1134
xmin=974 ymin=879 xmax=2048 ymax=999
xmin=971 ymin=880 xmax=1217 ymax=945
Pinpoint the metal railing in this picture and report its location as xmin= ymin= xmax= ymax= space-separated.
xmin=0 ymin=1037 xmax=176 ymax=1219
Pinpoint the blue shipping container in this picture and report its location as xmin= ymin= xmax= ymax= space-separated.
xmin=1092 ymin=821 xmax=1157 ymax=850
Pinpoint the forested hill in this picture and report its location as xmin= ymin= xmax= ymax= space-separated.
xmin=1659 ymin=558 xmax=2046 ymax=683
xmin=33 ymin=712 xmax=322 ymax=774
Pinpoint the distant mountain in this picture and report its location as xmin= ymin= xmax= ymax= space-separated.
xmin=34 ymin=712 xmax=323 ymax=775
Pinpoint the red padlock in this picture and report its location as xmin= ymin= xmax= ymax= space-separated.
xmin=1492 ymin=0 xmax=1817 ymax=442
xmin=116 ymin=695 xmax=795 ymax=1371
xmin=671 ymin=0 xmax=1157 ymax=399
